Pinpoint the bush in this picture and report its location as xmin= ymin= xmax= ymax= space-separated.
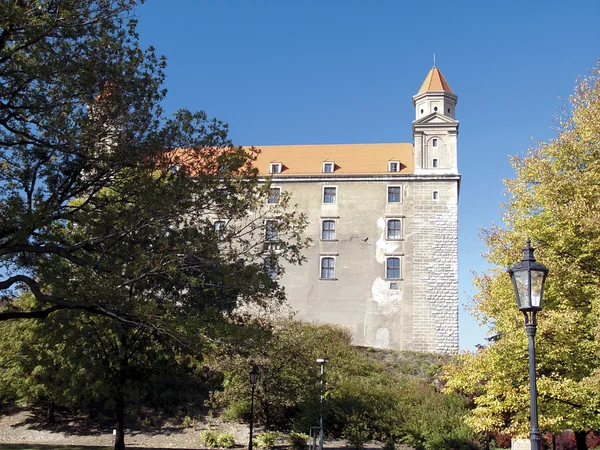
xmin=182 ymin=415 xmax=194 ymax=428
xmin=343 ymin=413 xmax=369 ymax=450
xmin=255 ymin=431 xmax=280 ymax=449
xmin=200 ymin=430 xmax=219 ymax=448
xmin=217 ymin=432 xmax=236 ymax=448
xmin=289 ymin=431 xmax=310 ymax=450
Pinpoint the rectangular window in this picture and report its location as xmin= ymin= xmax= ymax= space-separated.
xmin=432 ymin=138 xmax=438 ymax=147
xmin=323 ymin=162 xmax=334 ymax=173
xmin=320 ymin=257 xmax=335 ymax=279
xmin=323 ymin=186 xmax=337 ymax=204
xmin=264 ymin=256 xmax=278 ymax=279
xmin=265 ymin=220 xmax=278 ymax=241
xmin=432 ymin=158 xmax=438 ymax=168
xmin=432 ymin=190 xmax=439 ymax=200
xmin=321 ymin=220 xmax=336 ymax=240
xmin=387 ymin=219 xmax=401 ymax=240
xmin=386 ymin=257 xmax=400 ymax=279
xmin=387 ymin=186 xmax=401 ymax=203
xmin=388 ymin=161 xmax=400 ymax=172
xmin=268 ymin=187 xmax=281 ymax=204
xmin=270 ymin=163 xmax=282 ymax=174
xmin=214 ymin=220 xmax=226 ymax=232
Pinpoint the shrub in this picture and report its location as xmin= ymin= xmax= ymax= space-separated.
xmin=289 ymin=431 xmax=310 ymax=450
xmin=255 ymin=431 xmax=280 ymax=449
xmin=343 ymin=413 xmax=369 ymax=450
xmin=217 ymin=432 xmax=236 ymax=448
xmin=182 ymin=415 xmax=194 ymax=428
xmin=200 ymin=430 xmax=219 ymax=448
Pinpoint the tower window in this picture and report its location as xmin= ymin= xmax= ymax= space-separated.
xmin=448 ymin=108 xmax=451 ymax=113
xmin=386 ymin=257 xmax=401 ymax=279
xmin=320 ymin=257 xmax=335 ymax=279
xmin=432 ymin=158 xmax=438 ymax=168
xmin=432 ymin=191 xmax=439 ymax=200
xmin=434 ymin=106 xmax=438 ymax=112
xmin=387 ymin=219 xmax=402 ymax=240
xmin=432 ymin=138 xmax=438 ymax=147
xmin=420 ymin=109 xmax=424 ymax=114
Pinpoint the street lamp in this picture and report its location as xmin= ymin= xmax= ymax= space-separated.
xmin=248 ymin=364 xmax=260 ymax=450
xmin=316 ymin=358 xmax=328 ymax=450
xmin=507 ymin=239 xmax=549 ymax=450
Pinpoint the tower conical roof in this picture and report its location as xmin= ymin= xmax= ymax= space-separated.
xmin=417 ymin=67 xmax=453 ymax=94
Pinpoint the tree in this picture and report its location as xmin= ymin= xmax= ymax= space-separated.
xmin=0 ymin=0 xmax=306 ymax=323
xmin=0 ymin=2 xmax=307 ymax=448
xmin=444 ymin=61 xmax=600 ymax=449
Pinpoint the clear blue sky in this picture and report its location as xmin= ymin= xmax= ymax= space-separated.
xmin=135 ymin=0 xmax=600 ymax=351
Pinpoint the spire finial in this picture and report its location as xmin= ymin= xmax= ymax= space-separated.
xmin=433 ymin=53 xmax=436 ymax=68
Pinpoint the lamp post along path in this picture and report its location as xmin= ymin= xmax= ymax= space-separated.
xmin=316 ymin=358 xmax=328 ymax=450
xmin=507 ymin=239 xmax=549 ymax=450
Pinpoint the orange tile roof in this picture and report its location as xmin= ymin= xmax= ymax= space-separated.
xmin=253 ymin=143 xmax=414 ymax=176
xmin=418 ymin=67 xmax=453 ymax=94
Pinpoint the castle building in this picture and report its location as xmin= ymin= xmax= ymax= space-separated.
xmin=254 ymin=67 xmax=459 ymax=353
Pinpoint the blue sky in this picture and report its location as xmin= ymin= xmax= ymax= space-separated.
xmin=136 ymin=1 xmax=600 ymax=351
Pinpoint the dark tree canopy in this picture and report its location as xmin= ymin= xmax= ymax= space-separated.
xmin=0 ymin=0 xmax=306 ymax=326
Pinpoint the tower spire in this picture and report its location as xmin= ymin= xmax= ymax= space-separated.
xmin=433 ymin=53 xmax=436 ymax=68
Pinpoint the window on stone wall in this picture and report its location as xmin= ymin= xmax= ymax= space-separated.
xmin=387 ymin=219 xmax=402 ymax=240
xmin=387 ymin=186 xmax=401 ymax=203
xmin=432 ymin=190 xmax=439 ymax=200
xmin=386 ymin=257 xmax=401 ymax=279
xmin=320 ymin=256 xmax=335 ymax=279
xmin=323 ymin=186 xmax=337 ymax=204
xmin=322 ymin=220 xmax=336 ymax=240
xmin=268 ymin=187 xmax=281 ymax=204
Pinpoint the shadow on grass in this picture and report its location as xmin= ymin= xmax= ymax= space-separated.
xmin=0 ymin=445 xmax=196 ymax=450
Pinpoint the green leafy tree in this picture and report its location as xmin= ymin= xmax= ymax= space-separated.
xmin=444 ymin=61 xmax=600 ymax=449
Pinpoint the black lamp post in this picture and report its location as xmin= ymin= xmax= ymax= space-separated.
xmin=316 ymin=358 xmax=328 ymax=450
xmin=248 ymin=364 xmax=260 ymax=450
xmin=507 ymin=239 xmax=549 ymax=450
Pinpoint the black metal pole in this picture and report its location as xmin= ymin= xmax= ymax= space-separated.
xmin=525 ymin=311 xmax=541 ymax=450
xmin=319 ymin=363 xmax=324 ymax=450
xmin=249 ymin=384 xmax=255 ymax=450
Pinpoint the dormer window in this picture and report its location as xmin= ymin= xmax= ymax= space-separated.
xmin=322 ymin=162 xmax=334 ymax=173
xmin=432 ymin=138 xmax=438 ymax=148
xmin=388 ymin=161 xmax=400 ymax=172
xmin=270 ymin=163 xmax=282 ymax=174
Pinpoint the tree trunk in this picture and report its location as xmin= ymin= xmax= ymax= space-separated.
xmin=575 ymin=431 xmax=588 ymax=450
xmin=46 ymin=400 xmax=55 ymax=424
xmin=114 ymin=396 xmax=126 ymax=450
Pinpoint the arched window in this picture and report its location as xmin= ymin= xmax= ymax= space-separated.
xmin=387 ymin=219 xmax=401 ymax=239
xmin=320 ymin=257 xmax=335 ymax=279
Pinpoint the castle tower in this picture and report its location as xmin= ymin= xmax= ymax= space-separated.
xmin=412 ymin=66 xmax=459 ymax=175
xmin=409 ymin=66 xmax=460 ymax=353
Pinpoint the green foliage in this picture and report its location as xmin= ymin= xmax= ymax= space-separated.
xmin=444 ymin=61 xmax=600 ymax=440
xmin=182 ymin=415 xmax=194 ymax=428
xmin=200 ymin=430 xmax=220 ymax=448
xmin=216 ymin=432 xmax=236 ymax=448
xmin=342 ymin=413 xmax=369 ymax=450
xmin=289 ymin=431 xmax=310 ymax=450
xmin=255 ymin=431 xmax=280 ymax=449
xmin=211 ymin=320 xmax=479 ymax=449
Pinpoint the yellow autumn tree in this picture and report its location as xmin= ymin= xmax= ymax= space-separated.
xmin=445 ymin=60 xmax=600 ymax=450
